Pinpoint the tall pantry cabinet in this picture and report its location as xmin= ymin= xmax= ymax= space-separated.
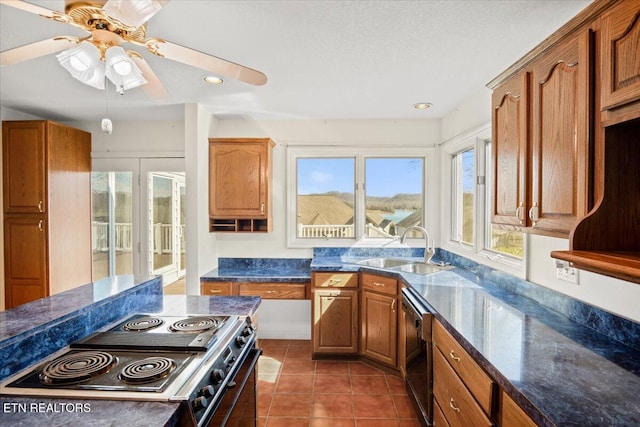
xmin=2 ymin=120 xmax=92 ymax=309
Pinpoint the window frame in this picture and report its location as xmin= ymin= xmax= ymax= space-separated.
xmin=287 ymin=145 xmax=434 ymax=248
xmin=440 ymin=123 xmax=526 ymax=278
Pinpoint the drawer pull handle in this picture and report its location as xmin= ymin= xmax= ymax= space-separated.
xmin=449 ymin=350 xmax=461 ymax=362
xmin=329 ymin=279 xmax=342 ymax=283
xmin=265 ymin=290 xmax=278 ymax=294
xmin=373 ymin=282 xmax=386 ymax=287
xmin=449 ymin=398 xmax=460 ymax=413
xmin=209 ymin=289 xmax=223 ymax=294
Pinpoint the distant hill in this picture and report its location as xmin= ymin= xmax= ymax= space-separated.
xmin=311 ymin=191 xmax=422 ymax=213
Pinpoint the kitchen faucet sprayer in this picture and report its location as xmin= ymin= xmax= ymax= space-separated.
xmin=400 ymin=225 xmax=435 ymax=264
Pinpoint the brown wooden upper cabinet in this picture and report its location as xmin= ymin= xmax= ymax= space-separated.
xmin=208 ymin=138 xmax=274 ymax=232
xmin=600 ymin=0 xmax=640 ymax=111
xmin=2 ymin=120 xmax=92 ymax=309
xmin=492 ymin=71 xmax=529 ymax=228
xmin=530 ymin=29 xmax=592 ymax=235
xmin=491 ymin=28 xmax=592 ymax=237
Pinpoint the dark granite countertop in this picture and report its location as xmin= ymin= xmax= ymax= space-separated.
xmin=0 ymin=294 xmax=262 ymax=426
xmin=201 ymin=257 xmax=311 ymax=283
xmin=311 ymin=251 xmax=640 ymax=427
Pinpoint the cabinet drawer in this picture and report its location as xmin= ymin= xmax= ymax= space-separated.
xmin=201 ymin=282 xmax=235 ymax=296
xmin=238 ymin=282 xmax=306 ymax=299
xmin=434 ymin=397 xmax=451 ymax=427
xmin=434 ymin=349 xmax=492 ymax=427
xmin=433 ymin=321 xmax=494 ymax=414
xmin=500 ymin=391 xmax=536 ymax=427
xmin=361 ymin=273 xmax=398 ymax=296
xmin=313 ymin=272 xmax=358 ymax=288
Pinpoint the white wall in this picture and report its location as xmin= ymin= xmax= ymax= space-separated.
xmin=440 ymin=91 xmax=640 ymax=323
xmin=209 ymin=118 xmax=441 ymax=259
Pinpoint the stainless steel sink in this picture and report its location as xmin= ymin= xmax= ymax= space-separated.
xmin=391 ymin=263 xmax=454 ymax=275
xmin=355 ymin=258 xmax=413 ymax=268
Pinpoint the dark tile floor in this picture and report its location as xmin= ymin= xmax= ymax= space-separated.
xmin=258 ymin=339 xmax=420 ymax=427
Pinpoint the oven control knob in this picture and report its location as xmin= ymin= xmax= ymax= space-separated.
xmin=192 ymin=396 xmax=209 ymax=412
xmin=226 ymin=356 xmax=237 ymax=368
xmin=242 ymin=325 xmax=255 ymax=337
xmin=199 ymin=385 xmax=215 ymax=398
xmin=235 ymin=336 xmax=246 ymax=347
xmin=211 ymin=368 xmax=226 ymax=384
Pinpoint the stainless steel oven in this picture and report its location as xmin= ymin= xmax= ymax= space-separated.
xmin=402 ymin=287 xmax=433 ymax=426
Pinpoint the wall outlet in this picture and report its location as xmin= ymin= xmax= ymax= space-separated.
xmin=555 ymin=260 xmax=579 ymax=285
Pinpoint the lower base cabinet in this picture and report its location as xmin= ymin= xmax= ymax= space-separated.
xmin=312 ymin=288 xmax=359 ymax=354
xmin=500 ymin=391 xmax=537 ymax=427
xmin=361 ymin=289 xmax=398 ymax=367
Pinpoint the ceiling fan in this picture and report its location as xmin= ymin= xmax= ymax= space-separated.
xmin=0 ymin=0 xmax=267 ymax=99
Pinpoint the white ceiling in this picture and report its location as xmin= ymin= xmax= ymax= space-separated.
xmin=0 ymin=0 xmax=591 ymax=122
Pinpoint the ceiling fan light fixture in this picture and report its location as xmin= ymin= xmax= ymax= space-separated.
xmin=56 ymin=42 xmax=105 ymax=89
xmin=105 ymin=46 xmax=147 ymax=92
xmin=103 ymin=0 xmax=167 ymax=28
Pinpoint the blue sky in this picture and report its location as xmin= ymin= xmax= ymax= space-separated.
xmin=297 ymin=158 xmax=424 ymax=196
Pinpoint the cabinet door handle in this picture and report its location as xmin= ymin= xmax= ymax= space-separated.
xmin=260 ymin=203 xmax=265 ymax=215
xmin=38 ymin=220 xmax=44 ymax=232
xmin=449 ymin=398 xmax=460 ymax=413
xmin=449 ymin=350 xmax=461 ymax=362
xmin=529 ymin=202 xmax=539 ymax=226
xmin=391 ymin=298 xmax=396 ymax=312
xmin=38 ymin=201 xmax=43 ymax=212
xmin=516 ymin=202 xmax=524 ymax=224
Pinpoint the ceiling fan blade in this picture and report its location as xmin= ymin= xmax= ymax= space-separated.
xmin=147 ymin=40 xmax=267 ymax=86
xmin=0 ymin=0 xmax=71 ymax=22
xmin=103 ymin=0 xmax=170 ymax=28
xmin=129 ymin=53 xmax=169 ymax=101
xmin=0 ymin=37 xmax=79 ymax=66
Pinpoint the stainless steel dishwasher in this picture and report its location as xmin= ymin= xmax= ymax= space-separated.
xmin=402 ymin=287 xmax=433 ymax=426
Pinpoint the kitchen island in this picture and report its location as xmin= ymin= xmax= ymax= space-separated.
xmin=0 ymin=285 xmax=261 ymax=427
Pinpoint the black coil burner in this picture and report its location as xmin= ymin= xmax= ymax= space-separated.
xmin=39 ymin=351 xmax=117 ymax=385
xmin=169 ymin=316 xmax=220 ymax=333
xmin=121 ymin=317 xmax=165 ymax=332
xmin=119 ymin=357 xmax=176 ymax=384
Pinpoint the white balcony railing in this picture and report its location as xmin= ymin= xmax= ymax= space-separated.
xmin=92 ymin=222 xmax=185 ymax=254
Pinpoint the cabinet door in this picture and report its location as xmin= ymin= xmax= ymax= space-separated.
xmin=312 ymin=288 xmax=358 ymax=354
xmin=530 ymin=29 xmax=591 ymax=235
xmin=600 ymin=0 xmax=640 ymax=110
xmin=492 ymin=71 xmax=529 ymax=227
xmin=361 ymin=290 xmax=397 ymax=367
xmin=2 ymin=121 xmax=46 ymax=214
xmin=209 ymin=139 xmax=270 ymax=217
xmin=500 ymin=391 xmax=537 ymax=427
xmin=4 ymin=216 xmax=48 ymax=308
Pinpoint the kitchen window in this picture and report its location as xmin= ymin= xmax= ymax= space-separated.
xmin=442 ymin=123 xmax=525 ymax=276
xmin=288 ymin=147 xmax=429 ymax=247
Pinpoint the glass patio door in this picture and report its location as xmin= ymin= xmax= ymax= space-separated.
xmin=141 ymin=159 xmax=185 ymax=285
xmin=91 ymin=158 xmax=140 ymax=280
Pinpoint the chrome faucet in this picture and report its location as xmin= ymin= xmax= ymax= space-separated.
xmin=400 ymin=225 xmax=435 ymax=264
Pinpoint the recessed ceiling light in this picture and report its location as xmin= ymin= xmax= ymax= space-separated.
xmin=414 ymin=102 xmax=432 ymax=110
xmin=203 ymin=75 xmax=223 ymax=84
